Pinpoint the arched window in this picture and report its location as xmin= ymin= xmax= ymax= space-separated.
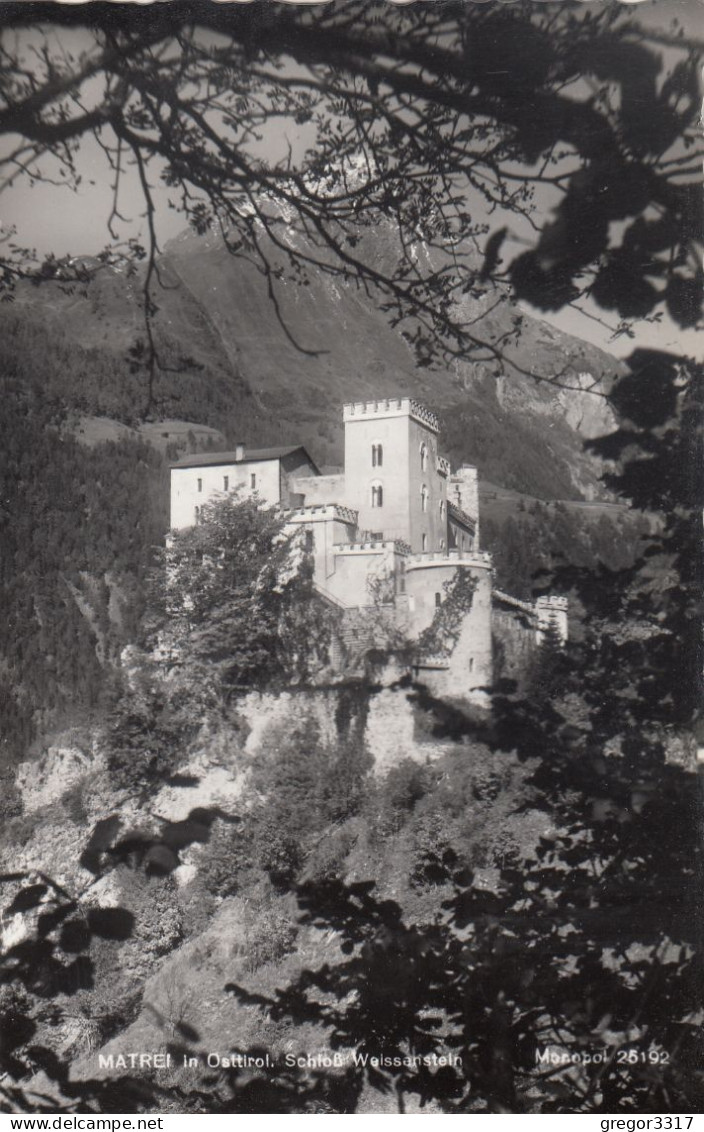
xmin=439 ymin=498 xmax=445 ymax=517
xmin=194 ymin=505 xmax=200 ymax=523
xmin=420 ymin=484 xmax=428 ymax=512
xmin=223 ymin=475 xmax=229 ymax=491
xmin=468 ymin=657 xmax=474 ymax=673
xmin=197 ymin=477 xmax=203 ymax=493
xmin=420 ymin=443 xmax=428 ymax=471
xmin=372 ymin=443 xmax=383 ymax=468
xmin=440 ymin=538 xmax=446 ymax=551
xmin=422 ymin=533 xmax=428 ymax=551
xmin=371 ymin=481 xmax=384 ymax=508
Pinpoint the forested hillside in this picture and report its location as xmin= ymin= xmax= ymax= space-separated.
xmin=0 ymin=379 xmax=169 ymax=766
xmin=479 ymin=486 xmax=654 ymax=597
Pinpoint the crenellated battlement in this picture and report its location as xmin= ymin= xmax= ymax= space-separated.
xmin=405 ymin=549 xmax=492 ymax=571
xmin=535 ymin=595 xmax=569 ymax=611
xmin=285 ymin=503 xmax=358 ymax=525
xmin=333 ymin=539 xmax=411 ymax=555
xmin=414 ymin=653 xmax=451 ymax=670
xmin=492 ymin=589 xmax=535 ymax=616
xmin=343 ymin=396 xmax=439 ymax=433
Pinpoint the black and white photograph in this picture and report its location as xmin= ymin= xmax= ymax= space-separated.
xmin=0 ymin=0 xmax=701 ymax=1118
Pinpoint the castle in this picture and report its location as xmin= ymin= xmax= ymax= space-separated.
xmin=170 ymin=397 xmax=567 ymax=697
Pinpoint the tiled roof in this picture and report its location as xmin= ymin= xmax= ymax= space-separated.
xmin=447 ymin=501 xmax=477 ymax=529
xmin=171 ymin=445 xmax=317 ymax=470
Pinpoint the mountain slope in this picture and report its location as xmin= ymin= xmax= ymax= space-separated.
xmin=0 ymin=218 xmax=624 ymax=498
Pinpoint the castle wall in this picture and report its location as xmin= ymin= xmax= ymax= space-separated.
xmin=491 ymin=605 xmax=537 ymax=683
xmin=406 ymin=415 xmax=448 ymax=553
xmin=449 ymin=466 xmax=479 ymax=522
xmin=238 ymin=682 xmax=452 ymax=777
xmin=326 ymin=542 xmax=398 ymax=608
xmin=408 ymin=556 xmax=493 ymax=701
xmin=448 ymin=510 xmax=476 ymax=552
xmin=279 ymin=450 xmax=320 ymax=506
xmin=405 ymin=561 xmax=459 ymax=636
xmin=170 ymin=458 xmax=282 ymax=530
xmin=290 ymin=473 xmax=345 ymax=508
xmin=284 ymin=507 xmax=357 ymax=591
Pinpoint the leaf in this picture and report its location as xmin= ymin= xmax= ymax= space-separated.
xmin=59 ymin=918 xmax=91 ymax=953
xmin=176 ymin=1021 xmax=200 ymax=1043
xmin=86 ymin=907 xmax=136 ymax=941
xmin=7 ymin=884 xmax=48 ymax=914
xmin=479 ymin=227 xmax=507 ymax=281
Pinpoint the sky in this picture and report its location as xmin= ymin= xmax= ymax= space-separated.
xmin=0 ymin=0 xmax=701 ymax=363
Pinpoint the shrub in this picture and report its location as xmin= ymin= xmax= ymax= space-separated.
xmin=197 ymin=819 xmax=251 ymax=898
xmin=410 ymin=808 xmax=461 ymax=889
xmin=368 ymin=758 xmax=433 ymax=840
xmin=254 ymin=817 xmax=304 ymax=892
xmin=242 ymin=898 xmax=298 ymax=973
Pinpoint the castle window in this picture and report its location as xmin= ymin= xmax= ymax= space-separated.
xmin=251 ymin=473 xmax=257 ymax=489
xmin=420 ymin=443 xmax=428 ymax=471
xmin=194 ymin=505 xmax=200 ymax=523
xmin=440 ymin=538 xmax=446 ymax=551
xmin=420 ymin=484 xmax=428 ymax=512
xmin=197 ymin=478 xmax=203 ymax=493
xmin=371 ymin=481 xmax=383 ymax=508
xmin=439 ymin=499 xmax=445 ymax=517
xmin=372 ymin=443 xmax=383 ymax=468
xmin=435 ymin=592 xmax=442 ymax=608
xmin=469 ymin=657 xmax=474 ymax=673
xmin=422 ymin=533 xmax=428 ymax=551
xmin=223 ymin=475 xmax=229 ymax=491
xmin=305 ymin=529 xmax=314 ymax=551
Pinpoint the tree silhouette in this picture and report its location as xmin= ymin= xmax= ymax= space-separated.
xmin=0 ymin=2 xmax=700 ymax=405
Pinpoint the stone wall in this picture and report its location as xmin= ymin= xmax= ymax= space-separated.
xmin=238 ymin=680 xmax=451 ymax=776
xmin=492 ymin=605 xmax=537 ymax=684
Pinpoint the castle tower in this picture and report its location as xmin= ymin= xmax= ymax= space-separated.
xmin=449 ymin=465 xmax=479 ymax=548
xmin=342 ymin=398 xmax=448 ymax=553
xmin=534 ymin=596 xmax=569 ymax=645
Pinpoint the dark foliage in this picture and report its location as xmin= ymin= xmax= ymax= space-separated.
xmin=0 ymin=2 xmax=700 ymax=398
xmin=0 ymin=380 xmax=168 ymax=762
